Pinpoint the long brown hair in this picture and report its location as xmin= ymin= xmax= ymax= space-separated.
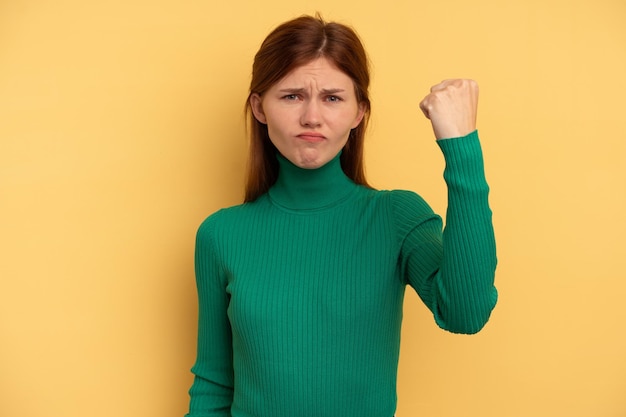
xmin=244 ymin=14 xmax=372 ymax=202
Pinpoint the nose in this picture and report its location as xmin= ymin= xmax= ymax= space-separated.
xmin=300 ymin=99 xmax=321 ymax=128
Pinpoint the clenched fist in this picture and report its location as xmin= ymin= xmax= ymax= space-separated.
xmin=419 ymin=79 xmax=479 ymax=140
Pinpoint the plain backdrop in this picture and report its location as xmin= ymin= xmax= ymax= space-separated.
xmin=1 ymin=1 xmax=625 ymax=416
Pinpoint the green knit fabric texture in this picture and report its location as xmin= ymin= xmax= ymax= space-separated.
xmin=186 ymin=131 xmax=498 ymax=417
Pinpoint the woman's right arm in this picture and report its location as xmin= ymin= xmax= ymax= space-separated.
xmin=185 ymin=216 xmax=234 ymax=417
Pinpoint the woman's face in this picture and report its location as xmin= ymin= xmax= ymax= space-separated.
xmin=250 ymin=57 xmax=365 ymax=169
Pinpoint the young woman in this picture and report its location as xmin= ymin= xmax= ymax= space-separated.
xmin=185 ymin=14 xmax=497 ymax=417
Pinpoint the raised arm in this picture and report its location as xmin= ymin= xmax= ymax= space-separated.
xmin=400 ymin=79 xmax=497 ymax=334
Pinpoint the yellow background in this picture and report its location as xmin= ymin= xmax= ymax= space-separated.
xmin=1 ymin=0 xmax=625 ymax=416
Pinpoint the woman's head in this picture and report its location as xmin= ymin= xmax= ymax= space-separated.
xmin=244 ymin=14 xmax=371 ymax=202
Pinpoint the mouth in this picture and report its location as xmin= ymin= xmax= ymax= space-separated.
xmin=297 ymin=132 xmax=326 ymax=142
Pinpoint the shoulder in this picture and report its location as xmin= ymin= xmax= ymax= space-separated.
xmin=369 ymin=189 xmax=441 ymax=239
xmin=387 ymin=189 xmax=434 ymax=214
xmin=196 ymin=197 xmax=269 ymax=239
xmin=353 ymin=186 xmax=435 ymax=214
xmin=366 ymin=188 xmax=436 ymax=219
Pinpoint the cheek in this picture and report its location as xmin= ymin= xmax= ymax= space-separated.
xmin=266 ymin=121 xmax=285 ymax=140
xmin=266 ymin=111 xmax=289 ymax=131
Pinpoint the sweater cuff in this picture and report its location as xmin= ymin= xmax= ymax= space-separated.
xmin=436 ymin=130 xmax=488 ymax=191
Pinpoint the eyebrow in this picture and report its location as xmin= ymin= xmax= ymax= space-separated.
xmin=278 ymin=88 xmax=346 ymax=94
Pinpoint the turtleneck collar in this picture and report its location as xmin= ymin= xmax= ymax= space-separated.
xmin=268 ymin=152 xmax=357 ymax=210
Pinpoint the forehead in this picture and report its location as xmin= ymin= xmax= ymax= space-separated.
xmin=275 ymin=57 xmax=354 ymax=87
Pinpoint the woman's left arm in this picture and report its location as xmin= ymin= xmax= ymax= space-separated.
xmin=403 ymin=80 xmax=497 ymax=334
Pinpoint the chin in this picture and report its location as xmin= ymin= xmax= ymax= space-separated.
xmin=293 ymin=149 xmax=339 ymax=169
xmin=292 ymin=153 xmax=327 ymax=170
xmin=296 ymin=160 xmax=324 ymax=170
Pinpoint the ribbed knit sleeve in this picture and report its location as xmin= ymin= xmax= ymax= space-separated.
xmin=395 ymin=130 xmax=497 ymax=334
xmin=186 ymin=214 xmax=234 ymax=417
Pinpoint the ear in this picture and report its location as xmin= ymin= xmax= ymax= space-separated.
xmin=351 ymin=102 xmax=367 ymax=129
xmin=249 ymin=93 xmax=267 ymax=124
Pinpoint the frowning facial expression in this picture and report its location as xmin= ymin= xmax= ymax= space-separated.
xmin=250 ymin=57 xmax=366 ymax=169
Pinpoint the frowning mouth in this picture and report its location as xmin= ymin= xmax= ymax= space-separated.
xmin=297 ymin=132 xmax=326 ymax=142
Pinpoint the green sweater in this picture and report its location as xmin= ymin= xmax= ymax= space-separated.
xmin=186 ymin=131 xmax=497 ymax=417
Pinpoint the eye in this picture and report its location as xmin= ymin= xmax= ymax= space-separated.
xmin=325 ymin=95 xmax=344 ymax=103
xmin=282 ymin=94 xmax=300 ymax=101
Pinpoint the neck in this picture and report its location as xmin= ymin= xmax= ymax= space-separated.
xmin=268 ymin=152 xmax=356 ymax=210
